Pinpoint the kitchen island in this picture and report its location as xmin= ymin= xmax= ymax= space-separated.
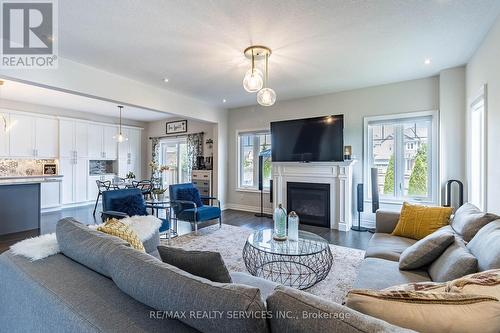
xmin=0 ymin=176 xmax=62 ymax=237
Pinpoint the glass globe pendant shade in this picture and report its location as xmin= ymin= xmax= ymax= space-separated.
xmin=243 ymin=68 xmax=263 ymax=92
xmin=114 ymin=132 xmax=128 ymax=143
xmin=257 ymin=87 xmax=276 ymax=106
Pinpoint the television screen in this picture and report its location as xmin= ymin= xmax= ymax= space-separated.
xmin=271 ymin=115 xmax=344 ymax=162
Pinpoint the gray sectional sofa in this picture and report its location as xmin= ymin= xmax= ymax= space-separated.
xmin=0 ymin=217 xmax=413 ymax=333
xmin=354 ymin=209 xmax=500 ymax=290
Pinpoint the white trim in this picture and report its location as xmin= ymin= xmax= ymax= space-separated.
xmin=223 ymin=203 xmax=273 ymax=215
xmin=467 ymin=84 xmax=487 ymax=211
xmin=236 ymin=128 xmax=271 ymax=190
xmin=363 ymin=110 xmax=439 ymax=205
xmin=235 ymin=187 xmax=270 ymax=194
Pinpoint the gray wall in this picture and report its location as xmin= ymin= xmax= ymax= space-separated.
xmin=466 ymin=14 xmax=500 ymax=214
xmin=226 ymin=74 xmax=466 ymax=225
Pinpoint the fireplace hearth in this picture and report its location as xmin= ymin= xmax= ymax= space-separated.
xmin=287 ymin=182 xmax=330 ymax=228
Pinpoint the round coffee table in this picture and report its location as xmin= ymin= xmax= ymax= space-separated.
xmin=242 ymin=229 xmax=333 ymax=290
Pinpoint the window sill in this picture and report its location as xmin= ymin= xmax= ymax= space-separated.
xmin=236 ymin=187 xmax=270 ymax=194
xmin=364 ymin=198 xmax=438 ymax=206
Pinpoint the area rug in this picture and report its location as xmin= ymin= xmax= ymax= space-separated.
xmin=163 ymin=224 xmax=365 ymax=304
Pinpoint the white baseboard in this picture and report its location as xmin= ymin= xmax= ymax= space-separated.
xmin=223 ymin=203 xmax=273 ymax=215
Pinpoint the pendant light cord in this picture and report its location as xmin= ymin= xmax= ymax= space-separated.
xmin=265 ymin=53 xmax=269 ymax=88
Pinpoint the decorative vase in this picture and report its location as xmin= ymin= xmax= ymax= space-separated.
xmin=288 ymin=211 xmax=299 ymax=241
xmin=273 ymin=204 xmax=287 ymax=241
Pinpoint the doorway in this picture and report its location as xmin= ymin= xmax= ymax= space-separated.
xmin=159 ymin=137 xmax=190 ymax=192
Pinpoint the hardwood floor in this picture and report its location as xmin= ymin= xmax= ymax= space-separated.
xmin=0 ymin=204 xmax=373 ymax=253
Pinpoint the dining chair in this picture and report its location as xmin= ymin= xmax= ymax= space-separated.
xmin=93 ymin=180 xmax=112 ymax=216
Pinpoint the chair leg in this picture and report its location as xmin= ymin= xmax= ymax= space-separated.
xmin=194 ymin=222 xmax=198 ymax=234
xmin=219 ymin=216 xmax=222 ymax=228
xmin=93 ymin=193 xmax=101 ymax=216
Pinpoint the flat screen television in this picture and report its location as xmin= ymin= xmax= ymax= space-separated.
xmin=271 ymin=115 xmax=344 ymax=162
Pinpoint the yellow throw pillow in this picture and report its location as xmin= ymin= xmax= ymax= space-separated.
xmin=97 ymin=218 xmax=145 ymax=252
xmin=391 ymin=202 xmax=452 ymax=240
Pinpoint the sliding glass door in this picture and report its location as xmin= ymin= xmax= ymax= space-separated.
xmin=159 ymin=137 xmax=190 ymax=192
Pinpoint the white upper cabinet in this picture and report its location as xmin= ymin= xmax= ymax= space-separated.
xmin=59 ymin=120 xmax=88 ymax=158
xmin=9 ymin=114 xmax=35 ymax=157
xmin=103 ymin=125 xmax=118 ymax=160
xmin=0 ymin=113 xmax=9 ymax=157
xmin=35 ymin=117 xmax=58 ymax=158
xmin=118 ymin=128 xmax=142 ymax=178
xmin=8 ymin=113 xmax=58 ymax=158
xmin=88 ymin=124 xmax=118 ymax=160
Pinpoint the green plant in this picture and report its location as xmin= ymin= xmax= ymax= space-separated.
xmin=408 ymin=144 xmax=428 ymax=196
xmin=125 ymin=171 xmax=136 ymax=179
xmin=383 ymin=154 xmax=395 ymax=195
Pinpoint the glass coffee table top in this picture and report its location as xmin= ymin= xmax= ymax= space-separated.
xmin=246 ymin=229 xmax=329 ymax=256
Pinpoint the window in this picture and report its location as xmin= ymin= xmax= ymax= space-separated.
xmin=468 ymin=87 xmax=486 ymax=211
xmin=364 ymin=111 xmax=438 ymax=204
xmin=238 ymin=130 xmax=272 ymax=190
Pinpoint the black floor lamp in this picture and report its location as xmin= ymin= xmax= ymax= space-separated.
xmin=255 ymin=149 xmax=272 ymax=218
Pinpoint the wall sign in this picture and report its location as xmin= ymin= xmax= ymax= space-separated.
xmin=166 ymin=120 xmax=187 ymax=134
xmin=43 ymin=163 xmax=57 ymax=175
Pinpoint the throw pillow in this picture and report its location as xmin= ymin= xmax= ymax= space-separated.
xmin=177 ymin=188 xmax=203 ymax=208
xmin=466 ymin=220 xmax=500 ymax=271
xmin=391 ymin=202 xmax=453 ymax=240
xmin=346 ymin=289 xmax=500 ymax=333
xmin=157 ymin=246 xmax=232 ymax=283
xmin=428 ymin=236 xmax=477 ymax=282
xmin=110 ymin=193 xmax=147 ymax=217
xmin=451 ymin=203 xmax=498 ymax=242
xmin=399 ymin=227 xmax=455 ymax=270
xmin=447 ymin=269 xmax=500 ymax=300
xmin=97 ymin=218 xmax=145 ymax=252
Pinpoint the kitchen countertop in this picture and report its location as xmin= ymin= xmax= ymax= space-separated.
xmin=0 ymin=175 xmax=63 ymax=186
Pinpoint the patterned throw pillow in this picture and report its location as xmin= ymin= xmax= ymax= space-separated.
xmin=97 ymin=218 xmax=145 ymax=252
xmin=392 ymin=202 xmax=453 ymax=240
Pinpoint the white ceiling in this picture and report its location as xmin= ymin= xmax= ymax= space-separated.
xmin=0 ymin=80 xmax=172 ymax=121
xmin=46 ymin=1 xmax=500 ymax=109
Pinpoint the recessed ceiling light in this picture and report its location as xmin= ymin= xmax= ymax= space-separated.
xmin=424 ymin=58 xmax=431 ymax=65
xmin=163 ymin=78 xmax=169 ymax=83
xmin=222 ymin=99 xmax=227 ymax=103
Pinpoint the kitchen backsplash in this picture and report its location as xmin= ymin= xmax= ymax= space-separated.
xmin=0 ymin=159 xmax=57 ymax=177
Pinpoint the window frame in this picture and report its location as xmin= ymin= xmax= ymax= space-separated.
xmin=363 ymin=110 xmax=439 ymax=205
xmin=467 ymin=85 xmax=487 ymax=211
xmin=236 ymin=128 xmax=271 ymax=192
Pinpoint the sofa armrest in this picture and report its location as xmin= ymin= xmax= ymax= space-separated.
xmin=376 ymin=210 xmax=401 ymax=233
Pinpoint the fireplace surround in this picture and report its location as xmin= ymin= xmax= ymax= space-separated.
xmin=272 ymin=161 xmax=355 ymax=231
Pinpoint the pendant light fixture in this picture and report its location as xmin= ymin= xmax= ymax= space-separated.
xmin=243 ymin=45 xmax=276 ymax=106
xmin=113 ymin=105 xmax=128 ymax=143
xmin=257 ymin=52 xmax=276 ymax=106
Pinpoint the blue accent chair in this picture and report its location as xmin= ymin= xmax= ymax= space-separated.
xmin=100 ymin=188 xmax=171 ymax=237
xmin=169 ymin=183 xmax=221 ymax=233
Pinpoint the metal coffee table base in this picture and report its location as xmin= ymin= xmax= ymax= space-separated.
xmin=242 ymin=242 xmax=333 ymax=290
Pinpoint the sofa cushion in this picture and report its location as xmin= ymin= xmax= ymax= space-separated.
xmin=399 ymin=227 xmax=455 ymax=270
xmin=0 ymin=251 xmax=198 ymax=333
xmin=56 ymin=217 xmax=131 ymax=278
xmin=428 ymin=236 xmax=477 ymax=282
xmin=451 ymin=203 xmax=498 ymax=242
xmin=157 ymin=246 xmax=232 ymax=283
xmin=97 ymin=218 xmax=145 ymax=251
xmin=178 ymin=206 xmax=221 ymax=222
xmin=266 ymin=285 xmax=413 ymax=333
xmin=392 ymin=202 xmax=453 ymax=240
xmin=353 ymin=258 xmax=431 ymax=290
xmin=365 ymin=233 xmax=417 ymax=262
xmin=467 ymin=220 xmax=500 ymax=271
xmin=447 ymin=269 xmax=500 ymax=300
xmin=107 ymin=244 xmax=268 ymax=333
xmin=230 ymin=272 xmax=279 ymax=302
xmin=346 ymin=289 xmax=500 ymax=333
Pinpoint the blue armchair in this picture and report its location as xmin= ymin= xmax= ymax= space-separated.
xmin=169 ymin=183 xmax=221 ymax=233
xmin=100 ymin=188 xmax=171 ymax=238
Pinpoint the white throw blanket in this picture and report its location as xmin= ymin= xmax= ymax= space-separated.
xmin=10 ymin=215 xmax=162 ymax=261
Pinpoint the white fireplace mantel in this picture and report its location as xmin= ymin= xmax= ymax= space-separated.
xmin=272 ymin=160 xmax=356 ymax=231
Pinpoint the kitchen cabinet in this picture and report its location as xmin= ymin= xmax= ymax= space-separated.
xmin=8 ymin=113 xmax=58 ymax=158
xmin=87 ymin=174 xmax=115 ymax=202
xmin=60 ymin=158 xmax=88 ymax=205
xmin=41 ymin=181 xmax=61 ymax=209
xmin=118 ymin=128 xmax=142 ymax=178
xmin=0 ymin=113 xmax=9 ymax=156
xmin=60 ymin=120 xmax=88 ymax=158
xmin=88 ymin=124 xmax=118 ymax=160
